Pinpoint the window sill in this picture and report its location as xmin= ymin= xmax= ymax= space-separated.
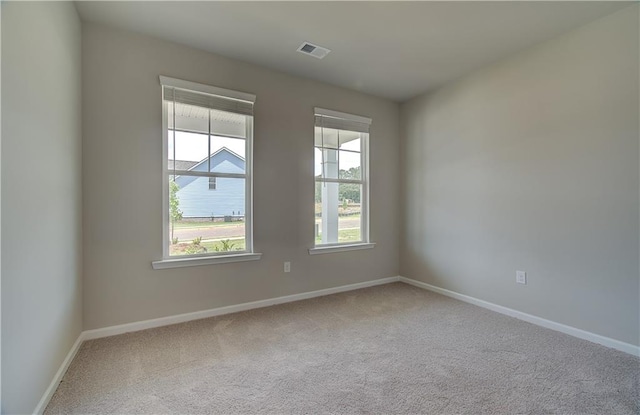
xmin=152 ymin=253 xmax=262 ymax=269
xmin=308 ymin=242 xmax=376 ymax=255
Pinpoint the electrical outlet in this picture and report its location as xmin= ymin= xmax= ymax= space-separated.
xmin=284 ymin=262 xmax=291 ymax=273
xmin=516 ymin=270 xmax=526 ymax=285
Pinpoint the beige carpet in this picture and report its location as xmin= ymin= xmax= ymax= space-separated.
xmin=46 ymin=282 xmax=639 ymax=414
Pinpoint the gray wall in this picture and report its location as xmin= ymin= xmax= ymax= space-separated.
xmin=1 ymin=2 xmax=82 ymax=413
xmin=401 ymin=5 xmax=639 ymax=346
xmin=82 ymin=24 xmax=400 ymax=330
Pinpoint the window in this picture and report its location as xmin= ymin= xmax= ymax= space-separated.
xmin=313 ymin=108 xmax=371 ymax=251
xmin=156 ymin=76 xmax=259 ymax=266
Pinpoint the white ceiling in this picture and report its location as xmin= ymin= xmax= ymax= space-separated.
xmin=76 ymin=1 xmax=630 ymax=102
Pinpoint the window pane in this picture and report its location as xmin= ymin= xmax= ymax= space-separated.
xmin=314 ymin=126 xmax=339 ymax=149
xmin=168 ymin=131 xmax=208 ymax=171
xmin=315 ymin=129 xmax=362 ymax=180
xmin=209 ymin=136 xmax=246 ymax=174
xmin=339 ymin=133 xmax=361 ymax=151
xmin=210 ymin=109 xmax=246 ymax=138
xmin=314 ymin=148 xmax=323 ymax=178
xmin=314 ymin=147 xmax=339 ymax=179
xmin=339 ymin=150 xmax=361 ymax=180
xmin=169 ymin=174 xmax=246 ymax=256
xmin=163 ymin=79 xmax=254 ymax=259
xmin=315 ymin=181 xmax=362 ymax=245
xmin=167 ymin=128 xmax=175 ymax=164
xmin=169 ymin=102 xmax=209 ymax=134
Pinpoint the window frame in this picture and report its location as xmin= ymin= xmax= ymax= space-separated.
xmin=311 ymin=108 xmax=373 ymax=253
xmin=153 ymin=76 xmax=260 ymax=269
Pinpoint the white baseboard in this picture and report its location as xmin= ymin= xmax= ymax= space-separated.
xmin=37 ymin=274 xmax=637 ymax=414
xmin=33 ymin=333 xmax=85 ymax=415
xmin=399 ymin=276 xmax=640 ymax=357
xmin=83 ymin=276 xmax=400 ymax=340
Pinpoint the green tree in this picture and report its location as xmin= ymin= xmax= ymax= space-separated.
xmin=339 ymin=166 xmax=361 ymax=203
xmin=315 ymin=166 xmax=362 ymax=204
xmin=169 ymin=180 xmax=183 ymax=243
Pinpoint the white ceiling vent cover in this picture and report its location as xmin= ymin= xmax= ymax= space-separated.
xmin=297 ymin=42 xmax=331 ymax=59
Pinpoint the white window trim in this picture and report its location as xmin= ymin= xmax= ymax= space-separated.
xmin=154 ymin=76 xmax=260 ymax=268
xmin=313 ymin=108 xmax=372 ymax=251
xmin=152 ymin=253 xmax=262 ymax=269
xmin=308 ymin=242 xmax=376 ymax=255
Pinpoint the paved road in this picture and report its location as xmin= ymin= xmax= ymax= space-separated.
xmin=174 ymin=217 xmax=361 ymax=241
xmin=174 ymin=224 xmax=245 ymax=240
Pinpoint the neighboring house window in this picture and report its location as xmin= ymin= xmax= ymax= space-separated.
xmin=161 ymin=76 xmax=255 ymax=258
xmin=314 ymin=108 xmax=371 ymax=246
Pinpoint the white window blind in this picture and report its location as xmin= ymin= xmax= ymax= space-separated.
xmin=314 ymin=107 xmax=371 ymax=133
xmin=160 ymin=76 xmax=255 ymax=116
xmin=162 ymin=86 xmax=254 ymax=116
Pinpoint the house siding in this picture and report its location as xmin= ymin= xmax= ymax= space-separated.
xmin=175 ymin=149 xmax=245 ymax=217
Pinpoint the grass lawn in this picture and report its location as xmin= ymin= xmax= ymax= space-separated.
xmin=315 ymin=228 xmax=361 ymax=244
xmin=202 ymin=238 xmax=246 ymax=252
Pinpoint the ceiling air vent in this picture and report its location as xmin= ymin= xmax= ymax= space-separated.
xmin=297 ymin=42 xmax=330 ymax=59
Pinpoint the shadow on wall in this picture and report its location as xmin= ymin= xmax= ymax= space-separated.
xmin=401 ymin=98 xmax=442 ymax=286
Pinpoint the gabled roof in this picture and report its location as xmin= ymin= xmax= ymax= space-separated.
xmin=173 ymin=147 xmax=245 ymax=188
xmin=186 ymin=147 xmax=245 ymax=172
xmin=170 ymin=147 xmax=244 ymax=174
xmin=168 ymin=160 xmax=199 ymax=171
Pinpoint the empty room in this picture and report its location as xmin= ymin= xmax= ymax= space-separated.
xmin=1 ymin=1 xmax=639 ymax=414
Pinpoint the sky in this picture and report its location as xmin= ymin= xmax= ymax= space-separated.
xmin=314 ymin=148 xmax=360 ymax=177
xmin=169 ymin=132 xmax=246 ymax=161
